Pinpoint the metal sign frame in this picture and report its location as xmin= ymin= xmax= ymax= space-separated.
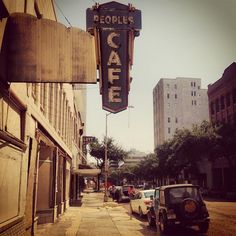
xmin=87 ymin=1 xmax=141 ymax=113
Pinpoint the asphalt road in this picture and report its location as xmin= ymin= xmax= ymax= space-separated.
xmin=121 ymin=199 xmax=236 ymax=236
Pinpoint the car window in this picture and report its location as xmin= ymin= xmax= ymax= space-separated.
xmin=168 ymin=187 xmax=201 ymax=204
xmin=144 ymin=191 xmax=154 ymax=198
xmin=155 ymin=189 xmax=160 ymax=200
xmin=154 ymin=189 xmax=160 ymax=199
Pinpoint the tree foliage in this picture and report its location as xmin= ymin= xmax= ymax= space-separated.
xmin=124 ymin=121 xmax=236 ymax=184
xmin=88 ymin=137 xmax=128 ymax=169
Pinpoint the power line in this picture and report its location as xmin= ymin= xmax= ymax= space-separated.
xmin=54 ymin=0 xmax=72 ymax=27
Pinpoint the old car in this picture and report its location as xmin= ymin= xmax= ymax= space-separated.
xmin=150 ymin=184 xmax=210 ymax=233
xmin=115 ymin=185 xmax=134 ymax=203
xmin=130 ymin=189 xmax=154 ymax=217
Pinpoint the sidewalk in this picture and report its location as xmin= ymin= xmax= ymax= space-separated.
xmin=36 ymin=189 xmax=155 ymax=236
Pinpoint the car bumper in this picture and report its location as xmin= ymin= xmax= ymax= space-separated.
xmin=167 ymin=217 xmax=210 ymax=227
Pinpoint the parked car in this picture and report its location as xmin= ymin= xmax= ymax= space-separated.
xmin=147 ymin=184 xmax=210 ymax=233
xmin=130 ymin=189 xmax=155 ymax=217
xmin=115 ymin=185 xmax=133 ymax=203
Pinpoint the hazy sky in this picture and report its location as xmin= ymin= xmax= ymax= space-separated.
xmin=56 ymin=0 xmax=236 ymax=153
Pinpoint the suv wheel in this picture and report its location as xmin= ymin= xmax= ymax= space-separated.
xmin=139 ymin=207 xmax=143 ymax=218
xmin=159 ymin=214 xmax=169 ymax=233
xmin=181 ymin=198 xmax=199 ymax=219
xmin=147 ymin=211 xmax=155 ymax=226
xmin=199 ymin=222 xmax=209 ymax=233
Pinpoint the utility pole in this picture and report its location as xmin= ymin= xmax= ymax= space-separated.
xmin=104 ymin=112 xmax=112 ymax=202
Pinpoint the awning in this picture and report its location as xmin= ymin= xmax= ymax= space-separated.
xmin=73 ymin=168 xmax=101 ymax=177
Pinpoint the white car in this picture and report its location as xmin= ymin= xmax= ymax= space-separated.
xmin=130 ymin=189 xmax=155 ymax=217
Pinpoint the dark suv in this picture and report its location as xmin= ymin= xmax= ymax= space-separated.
xmin=149 ymin=184 xmax=210 ymax=234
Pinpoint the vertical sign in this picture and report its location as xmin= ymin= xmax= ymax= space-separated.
xmin=87 ymin=1 xmax=141 ymax=113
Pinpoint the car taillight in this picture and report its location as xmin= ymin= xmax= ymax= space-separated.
xmin=144 ymin=200 xmax=151 ymax=205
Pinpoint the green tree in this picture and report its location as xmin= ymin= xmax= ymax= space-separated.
xmin=210 ymin=123 xmax=236 ymax=190
xmin=88 ymin=137 xmax=128 ymax=189
xmin=154 ymin=121 xmax=217 ymax=183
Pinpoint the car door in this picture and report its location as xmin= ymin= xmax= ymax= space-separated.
xmin=130 ymin=192 xmax=138 ymax=213
xmin=136 ymin=192 xmax=143 ymax=212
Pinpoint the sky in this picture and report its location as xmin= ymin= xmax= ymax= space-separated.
xmin=55 ymin=0 xmax=236 ymax=154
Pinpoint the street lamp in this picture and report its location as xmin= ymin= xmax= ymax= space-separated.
xmin=104 ymin=112 xmax=112 ymax=202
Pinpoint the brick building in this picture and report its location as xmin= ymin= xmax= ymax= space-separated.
xmin=208 ymin=62 xmax=236 ymax=125
xmin=208 ymin=62 xmax=236 ymax=192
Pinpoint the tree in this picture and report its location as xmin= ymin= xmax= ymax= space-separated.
xmin=88 ymin=137 xmax=128 ymax=190
xmin=154 ymin=121 xmax=217 ymax=184
xmin=210 ymin=123 xmax=236 ymax=191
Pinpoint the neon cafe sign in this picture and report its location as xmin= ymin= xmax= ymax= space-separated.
xmin=87 ymin=1 xmax=141 ymax=113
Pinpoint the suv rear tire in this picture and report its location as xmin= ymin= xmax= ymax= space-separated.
xmin=139 ymin=207 xmax=143 ymax=218
xmin=147 ymin=211 xmax=155 ymax=226
xmin=199 ymin=221 xmax=209 ymax=233
xmin=159 ymin=214 xmax=169 ymax=233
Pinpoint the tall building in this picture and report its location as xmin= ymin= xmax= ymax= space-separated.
xmin=153 ymin=77 xmax=209 ymax=148
xmin=207 ymin=62 xmax=236 ymax=192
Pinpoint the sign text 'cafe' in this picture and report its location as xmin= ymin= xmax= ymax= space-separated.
xmin=87 ymin=1 xmax=141 ymax=113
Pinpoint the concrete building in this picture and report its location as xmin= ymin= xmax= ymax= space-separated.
xmin=0 ymin=1 xmax=96 ymax=235
xmin=123 ymin=149 xmax=146 ymax=168
xmin=153 ymin=77 xmax=209 ymax=148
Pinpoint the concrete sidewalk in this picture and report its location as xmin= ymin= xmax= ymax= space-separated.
xmin=36 ymin=190 xmax=155 ymax=236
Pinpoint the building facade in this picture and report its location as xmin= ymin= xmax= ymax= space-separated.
xmin=208 ymin=62 xmax=236 ymax=126
xmin=123 ymin=149 xmax=146 ymax=168
xmin=153 ymin=77 xmax=209 ymax=148
xmin=0 ymin=1 xmax=95 ymax=235
xmin=208 ymin=62 xmax=236 ymax=192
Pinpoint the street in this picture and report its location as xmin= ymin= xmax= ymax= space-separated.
xmin=122 ymin=199 xmax=236 ymax=236
xmin=36 ymin=190 xmax=236 ymax=236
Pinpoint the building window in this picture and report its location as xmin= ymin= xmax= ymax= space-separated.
xmin=167 ymin=83 xmax=170 ymax=88
xmin=211 ymin=102 xmax=215 ymax=114
xmin=168 ymin=117 xmax=170 ymax=123
xmin=194 ymin=100 xmax=197 ymax=105
xmin=174 ymin=84 xmax=177 ymax=89
xmin=191 ymin=91 xmax=193 ymax=96
xmin=175 ymin=94 xmax=177 ymax=99
xmin=168 ymin=127 xmax=171 ymax=134
xmin=194 ymin=82 xmax=196 ymax=87
xmin=220 ymin=95 xmax=225 ymax=109
xmin=194 ymin=91 xmax=196 ymax=96
xmin=175 ymin=117 xmax=178 ymax=123
xmin=167 ymin=93 xmax=170 ymax=99
xmin=226 ymin=93 xmax=231 ymax=107
xmin=216 ymin=98 xmax=219 ymax=112
xmin=191 ymin=82 xmax=193 ymax=87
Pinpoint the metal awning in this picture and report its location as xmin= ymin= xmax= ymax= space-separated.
xmin=73 ymin=168 xmax=101 ymax=177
